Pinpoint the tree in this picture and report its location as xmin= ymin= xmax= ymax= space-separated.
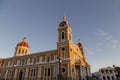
xmin=114 ymin=65 xmax=120 ymax=80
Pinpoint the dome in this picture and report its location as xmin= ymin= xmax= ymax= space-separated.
xmin=77 ymin=42 xmax=83 ymax=48
xmin=17 ymin=37 xmax=30 ymax=48
xmin=59 ymin=16 xmax=70 ymax=27
xmin=59 ymin=21 xmax=68 ymax=27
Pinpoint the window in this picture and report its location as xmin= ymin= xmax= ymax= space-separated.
xmin=30 ymin=69 xmax=36 ymax=77
xmin=62 ymin=48 xmax=65 ymax=51
xmin=62 ymin=67 xmax=66 ymax=73
xmin=33 ymin=58 xmax=36 ymax=64
xmin=31 ymin=69 xmax=33 ymax=76
xmin=47 ymin=56 xmax=50 ymax=62
xmin=13 ymin=61 xmax=16 ymax=66
xmin=48 ymin=68 xmax=50 ymax=76
xmin=61 ymin=47 xmax=66 ymax=58
xmin=110 ymin=70 xmax=112 ymax=73
xmin=101 ymin=70 xmax=104 ymax=74
xmin=25 ymin=50 xmax=27 ymax=54
xmin=103 ymin=76 xmax=106 ymax=80
xmin=106 ymin=70 xmax=108 ymax=73
xmin=62 ymin=32 xmax=64 ymax=40
xmin=25 ymin=59 xmax=27 ymax=65
xmin=45 ymin=67 xmax=50 ymax=76
xmin=45 ymin=68 xmax=47 ymax=76
xmin=107 ymin=76 xmax=110 ymax=80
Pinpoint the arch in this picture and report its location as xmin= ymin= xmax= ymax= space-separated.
xmin=18 ymin=69 xmax=23 ymax=80
xmin=111 ymin=76 xmax=114 ymax=80
xmin=46 ymin=55 xmax=50 ymax=62
xmin=103 ymin=76 xmax=106 ymax=80
xmin=61 ymin=47 xmax=66 ymax=58
xmin=33 ymin=58 xmax=36 ymax=64
xmin=107 ymin=76 xmax=110 ymax=80
xmin=45 ymin=67 xmax=50 ymax=77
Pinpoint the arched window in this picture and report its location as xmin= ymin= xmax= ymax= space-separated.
xmin=107 ymin=76 xmax=110 ymax=80
xmin=47 ymin=55 xmax=50 ymax=62
xmin=31 ymin=69 xmax=33 ymax=76
xmin=33 ymin=58 xmax=36 ymax=64
xmin=45 ymin=68 xmax=47 ymax=76
xmin=111 ymin=76 xmax=114 ymax=80
xmin=18 ymin=70 xmax=23 ymax=80
xmin=45 ymin=67 xmax=50 ymax=76
xmin=62 ymin=32 xmax=64 ymax=40
xmin=103 ymin=76 xmax=106 ymax=80
xmin=22 ymin=59 xmax=24 ymax=65
xmin=69 ymin=33 xmax=71 ymax=40
xmin=25 ymin=50 xmax=27 ymax=54
xmin=48 ymin=68 xmax=50 ymax=76
xmin=33 ymin=69 xmax=36 ymax=76
xmin=62 ymin=47 xmax=65 ymax=51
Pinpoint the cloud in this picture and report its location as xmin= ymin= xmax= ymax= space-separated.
xmin=98 ymin=29 xmax=112 ymax=41
xmin=98 ymin=29 xmax=120 ymax=49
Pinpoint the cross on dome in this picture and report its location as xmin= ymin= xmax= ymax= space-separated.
xmin=63 ymin=16 xmax=67 ymax=21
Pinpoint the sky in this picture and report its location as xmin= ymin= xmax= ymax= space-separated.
xmin=0 ymin=0 xmax=120 ymax=72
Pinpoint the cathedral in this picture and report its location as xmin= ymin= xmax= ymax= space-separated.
xmin=0 ymin=17 xmax=91 ymax=80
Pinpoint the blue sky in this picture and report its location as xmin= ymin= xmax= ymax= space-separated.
xmin=0 ymin=0 xmax=120 ymax=72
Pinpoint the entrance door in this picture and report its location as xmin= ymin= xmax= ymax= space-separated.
xmin=75 ymin=65 xmax=81 ymax=80
xmin=18 ymin=70 xmax=23 ymax=80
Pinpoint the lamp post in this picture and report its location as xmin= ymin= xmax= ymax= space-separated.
xmin=57 ymin=56 xmax=63 ymax=80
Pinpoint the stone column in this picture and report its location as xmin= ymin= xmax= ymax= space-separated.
xmin=25 ymin=68 xmax=28 ymax=79
xmin=68 ymin=64 xmax=70 ymax=77
xmin=13 ymin=68 xmax=18 ymax=79
xmin=74 ymin=66 xmax=77 ymax=80
xmin=80 ymin=65 xmax=83 ymax=79
xmin=4 ymin=69 xmax=8 ymax=80
xmin=38 ymin=67 xmax=41 ymax=80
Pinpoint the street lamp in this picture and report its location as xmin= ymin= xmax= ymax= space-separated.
xmin=57 ymin=56 xmax=63 ymax=80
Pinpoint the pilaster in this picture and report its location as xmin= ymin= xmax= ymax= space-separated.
xmin=13 ymin=68 xmax=18 ymax=79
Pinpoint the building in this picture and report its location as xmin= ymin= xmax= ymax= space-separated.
xmin=0 ymin=16 xmax=91 ymax=80
xmin=92 ymin=66 xmax=117 ymax=80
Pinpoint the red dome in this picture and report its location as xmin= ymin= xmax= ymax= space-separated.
xmin=17 ymin=42 xmax=30 ymax=48
xmin=17 ymin=37 xmax=30 ymax=48
xmin=59 ymin=16 xmax=70 ymax=27
xmin=59 ymin=21 xmax=68 ymax=27
xmin=77 ymin=42 xmax=82 ymax=47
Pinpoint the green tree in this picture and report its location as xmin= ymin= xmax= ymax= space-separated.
xmin=114 ymin=66 xmax=120 ymax=80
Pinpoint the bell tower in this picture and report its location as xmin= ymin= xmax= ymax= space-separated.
xmin=58 ymin=16 xmax=72 ymax=42
xmin=57 ymin=16 xmax=73 ymax=58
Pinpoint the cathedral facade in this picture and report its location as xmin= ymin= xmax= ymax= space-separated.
xmin=0 ymin=17 xmax=91 ymax=80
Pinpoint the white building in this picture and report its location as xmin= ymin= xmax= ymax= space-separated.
xmin=93 ymin=66 xmax=117 ymax=80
